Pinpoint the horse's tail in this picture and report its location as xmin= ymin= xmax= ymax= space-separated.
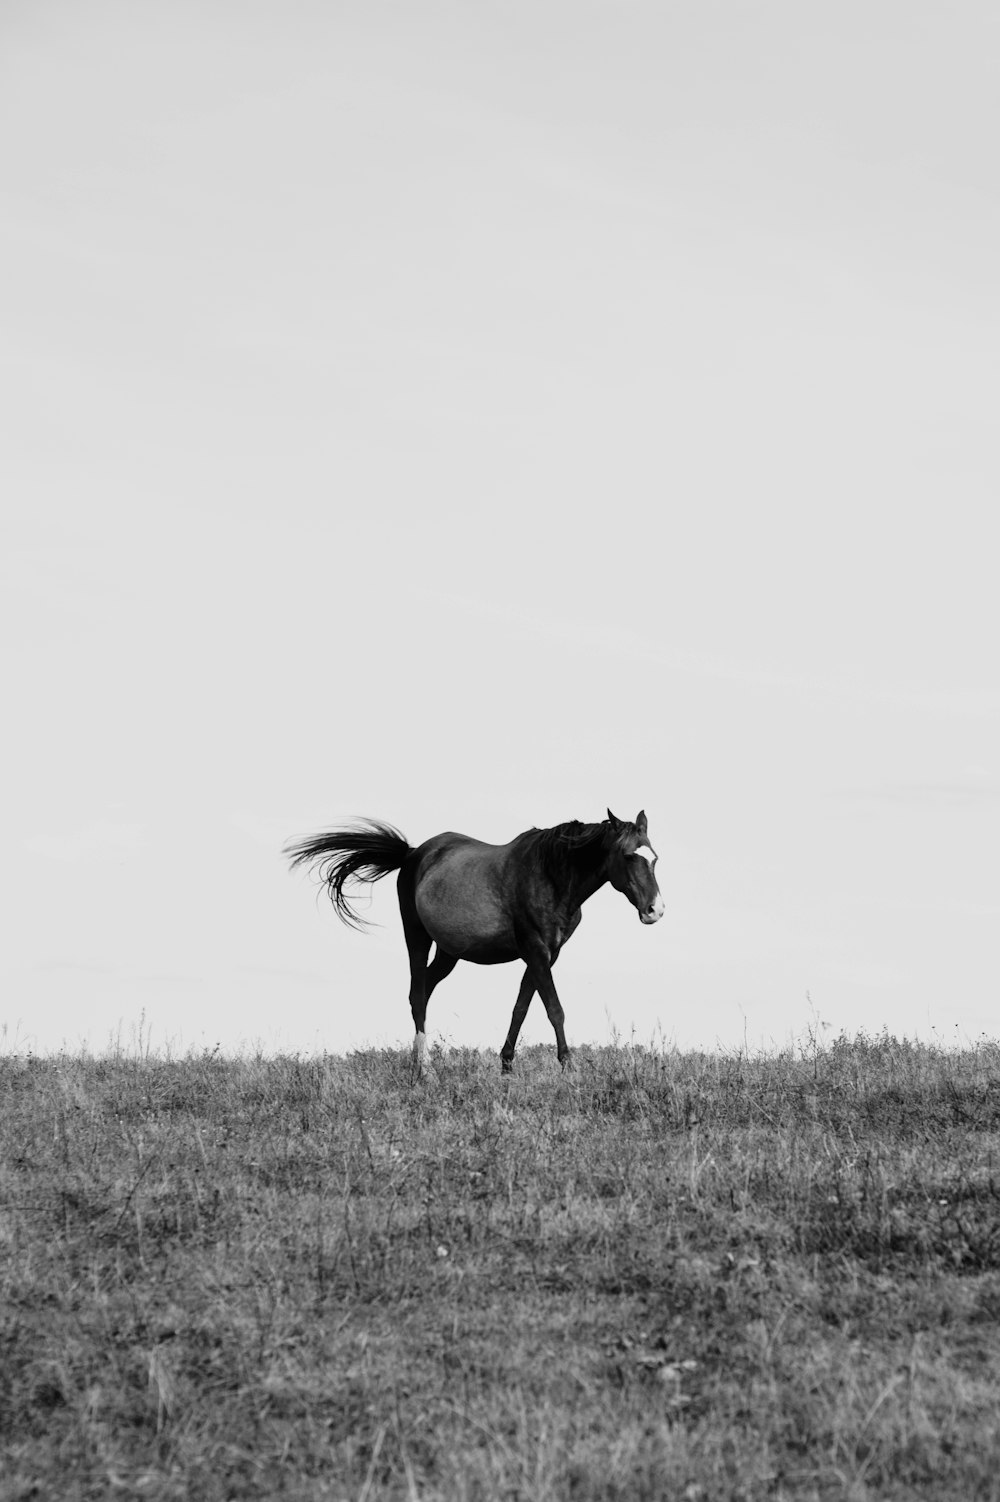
xmin=285 ymin=818 xmax=412 ymax=930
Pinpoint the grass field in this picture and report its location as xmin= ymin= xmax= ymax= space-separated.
xmin=3 ymin=1033 xmax=1000 ymax=1500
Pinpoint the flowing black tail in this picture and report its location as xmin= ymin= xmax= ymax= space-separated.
xmin=285 ymin=818 xmax=412 ymax=930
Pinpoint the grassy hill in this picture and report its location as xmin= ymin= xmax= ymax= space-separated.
xmin=3 ymin=1035 xmax=1000 ymax=1499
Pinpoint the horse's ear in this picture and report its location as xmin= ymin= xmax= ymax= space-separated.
xmin=607 ymin=808 xmax=621 ymax=828
xmin=635 ymin=810 xmax=647 ymax=835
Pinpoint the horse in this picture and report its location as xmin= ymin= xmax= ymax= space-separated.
xmin=285 ymin=809 xmax=664 ymax=1075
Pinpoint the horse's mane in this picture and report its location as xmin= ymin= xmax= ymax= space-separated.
xmin=513 ymin=818 xmax=629 ymax=881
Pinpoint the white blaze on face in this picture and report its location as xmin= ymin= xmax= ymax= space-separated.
xmin=633 ymin=842 xmax=664 ymax=923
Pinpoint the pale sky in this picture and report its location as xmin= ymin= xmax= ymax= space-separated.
xmin=3 ymin=1 xmax=998 ymax=1057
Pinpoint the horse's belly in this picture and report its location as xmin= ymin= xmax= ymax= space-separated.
xmin=414 ymin=857 xmax=517 ymax=963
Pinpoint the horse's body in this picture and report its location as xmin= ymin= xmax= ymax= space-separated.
xmin=286 ymin=810 xmax=663 ymax=1074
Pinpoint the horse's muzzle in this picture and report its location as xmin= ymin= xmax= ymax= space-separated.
xmin=640 ymin=895 xmax=665 ymax=925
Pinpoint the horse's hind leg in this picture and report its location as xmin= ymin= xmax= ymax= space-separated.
xmin=398 ymin=881 xmax=433 ymax=1076
xmin=408 ymin=946 xmax=458 ymax=1075
xmin=426 ymin=947 xmax=458 ymax=1001
xmin=500 ymin=969 xmax=536 ymax=1075
xmin=405 ymin=928 xmax=432 ymax=1075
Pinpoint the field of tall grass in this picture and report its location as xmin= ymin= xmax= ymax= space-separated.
xmin=3 ymin=1033 xmax=1000 ymax=1500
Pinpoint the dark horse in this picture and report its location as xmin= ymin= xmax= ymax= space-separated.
xmin=286 ymin=810 xmax=663 ymax=1074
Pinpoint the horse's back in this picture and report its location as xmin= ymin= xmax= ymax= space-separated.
xmin=411 ymin=829 xmax=504 ymax=862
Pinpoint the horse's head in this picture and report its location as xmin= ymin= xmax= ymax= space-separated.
xmin=606 ymin=809 xmax=664 ymax=925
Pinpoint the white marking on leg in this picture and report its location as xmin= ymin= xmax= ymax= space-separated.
xmin=413 ymin=1031 xmax=427 ymax=1074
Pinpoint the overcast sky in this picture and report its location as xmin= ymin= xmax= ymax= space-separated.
xmin=3 ymin=1 xmax=998 ymax=1058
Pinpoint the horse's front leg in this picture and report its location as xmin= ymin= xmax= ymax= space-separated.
xmin=500 ymin=969 xmax=536 ymax=1074
xmin=519 ymin=934 xmax=571 ymax=1071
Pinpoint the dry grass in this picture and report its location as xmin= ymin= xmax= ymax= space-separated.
xmin=3 ymin=1033 xmax=1000 ymax=1498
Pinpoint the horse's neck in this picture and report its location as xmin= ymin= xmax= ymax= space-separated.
xmin=563 ymin=847 xmax=610 ymax=909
